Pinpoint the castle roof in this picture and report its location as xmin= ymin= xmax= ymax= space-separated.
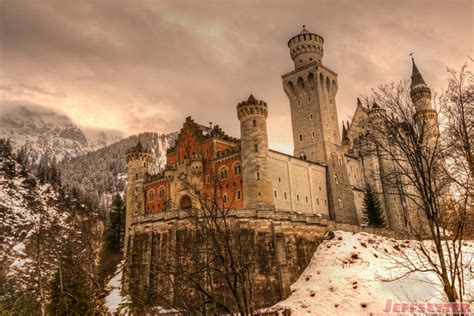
xmin=411 ymin=58 xmax=427 ymax=88
xmin=247 ymin=94 xmax=257 ymax=104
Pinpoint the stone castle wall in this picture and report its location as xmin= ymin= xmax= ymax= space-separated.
xmin=126 ymin=209 xmax=409 ymax=310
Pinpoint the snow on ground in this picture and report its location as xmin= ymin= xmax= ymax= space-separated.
xmin=105 ymin=262 xmax=130 ymax=315
xmin=271 ymin=231 xmax=473 ymax=316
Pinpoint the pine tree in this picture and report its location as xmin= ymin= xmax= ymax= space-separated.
xmin=362 ymin=184 xmax=386 ymax=228
xmin=48 ymin=239 xmax=94 ymax=316
xmin=98 ymin=193 xmax=126 ymax=285
xmin=105 ymin=193 xmax=126 ymax=253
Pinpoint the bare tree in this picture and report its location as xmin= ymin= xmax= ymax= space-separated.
xmin=365 ymin=75 xmax=470 ymax=303
xmin=128 ymin=172 xmax=257 ymax=315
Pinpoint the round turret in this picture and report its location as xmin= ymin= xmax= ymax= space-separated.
xmin=237 ymin=94 xmax=268 ymax=120
xmin=124 ymin=142 xmax=151 ymax=253
xmin=237 ymin=94 xmax=275 ymax=211
xmin=288 ymin=25 xmax=324 ymax=69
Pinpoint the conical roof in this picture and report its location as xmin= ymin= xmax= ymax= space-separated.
xmin=411 ymin=58 xmax=427 ymax=88
xmin=247 ymin=94 xmax=257 ymax=103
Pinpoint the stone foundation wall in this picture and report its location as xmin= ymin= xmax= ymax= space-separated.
xmin=126 ymin=209 xmax=409 ymax=310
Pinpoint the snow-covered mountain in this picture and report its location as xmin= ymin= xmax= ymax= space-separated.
xmin=59 ymin=132 xmax=176 ymax=207
xmin=0 ymin=101 xmax=123 ymax=166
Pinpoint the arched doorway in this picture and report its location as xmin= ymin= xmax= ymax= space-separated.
xmin=180 ymin=195 xmax=192 ymax=210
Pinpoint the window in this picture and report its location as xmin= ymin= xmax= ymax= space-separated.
xmin=317 ymin=198 xmax=319 ymax=205
xmin=223 ymin=194 xmax=227 ymax=203
xmin=305 ymin=196 xmax=308 ymax=203
xmin=254 ymin=144 xmax=259 ymax=152
xmin=310 ymin=114 xmax=313 ymax=120
xmin=256 ymin=172 xmax=261 ymax=180
xmin=159 ymin=187 xmax=165 ymax=198
xmin=274 ymin=190 xmax=277 ymax=198
xmin=297 ymin=100 xmax=301 ymax=107
xmin=233 ymin=164 xmax=241 ymax=176
xmin=206 ymin=175 xmax=210 ymax=184
xmin=299 ymin=134 xmax=303 ymax=142
xmin=334 ymin=174 xmax=339 ymax=183
xmin=135 ymin=173 xmax=138 ymax=180
xmin=236 ymin=190 xmax=241 ymax=200
xmin=284 ymin=192 xmax=287 ymax=200
xmin=297 ymin=194 xmax=300 ymax=201
xmin=312 ymin=132 xmax=315 ymax=138
xmin=308 ymin=97 xmax=311 ymax=102
xmin=253 ymin=120 xmax=257 ymax=127
xmin=220 ymin=168 xmax=228 ymax=179
xmin=338 ymin=198 xmax=344 ymax=209
xmin=278 ymin=177 xmax=281 ymax=182
xmin=148 ymin=189 xmax=155 ymax=201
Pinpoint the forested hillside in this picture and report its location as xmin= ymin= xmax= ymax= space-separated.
xmin=59 ymin=132 xmax=176 ymax=207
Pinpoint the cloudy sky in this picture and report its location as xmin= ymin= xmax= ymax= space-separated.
xmin=0 ymin=0 xmax=472 ymax=153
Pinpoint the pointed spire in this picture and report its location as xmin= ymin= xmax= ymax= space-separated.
xmin=411 ymin=57 xmax=427 ymax=88
xmin=247 ymin=94 xmax=257 ymax=104
xmin=342 ymin=121 xmax=349 ymax=142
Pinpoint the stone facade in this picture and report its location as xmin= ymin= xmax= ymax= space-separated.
xmin=282 ymin=27 xmax=358 ymax=225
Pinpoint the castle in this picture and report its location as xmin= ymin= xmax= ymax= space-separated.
xmin=124 ymin=27 xmax=437 ymax=307
xmin=125 ymin=26 xmax=436 ymax=237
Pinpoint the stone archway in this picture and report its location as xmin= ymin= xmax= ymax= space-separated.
xmin=180 ymin=195 xmax=192 ymax=210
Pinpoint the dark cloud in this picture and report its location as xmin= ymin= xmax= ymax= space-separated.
xmin=0 ymin=0 xmax=472 ymax=153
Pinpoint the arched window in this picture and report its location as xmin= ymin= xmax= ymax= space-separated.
xmin=256 ymin=172 xmax=261 ymax=180
xmin=233 ymin=163 xmax=241 ymax=176
xmin=148 ymin=189 xmax=155 ymax=201
xmin=180 ymin=195 xmax=192 ymax=209
xmin=158 ymin=186 xmax=165 ymax=199
xmin=338 ymin=198 xmax=344 ymax=209
xmin=219 ymin=166 xmax=228 ymax=179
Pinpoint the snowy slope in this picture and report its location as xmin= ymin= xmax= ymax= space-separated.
xmin=0 ymin=154 xmax=99 ymax=293
xmin=270 ymin=231 xmax=473 ymax=316
xmin=0 ymin=101 xmax=123 ymax=166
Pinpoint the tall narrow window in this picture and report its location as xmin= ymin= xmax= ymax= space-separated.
xmin=284 ymin=192 xmax=287 ymax=200
xmin=254 ymin=144 xmax=258 ymax=152
xmin=256 ymin=172 xmax=260 ymax=180
xmin=135 ymin=173 xmax=138 ymax=180
xmin=253 ymin=119 xmax=257 ymax=127
xmin=299 ymin=134 xmax=303 ymax=142
xmin=236 ymin=190 xmax=241 ymax=200
xmin=274 ymin=190 xmax=277 ymax=198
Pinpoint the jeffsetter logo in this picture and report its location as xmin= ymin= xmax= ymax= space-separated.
xmin=383 ymin=299 xmax=471 ymax=314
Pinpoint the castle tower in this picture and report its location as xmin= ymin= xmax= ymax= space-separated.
xmin=282 ymin=26 xmax=358 ymax=224
xmin=237 ymin=94 xmax=275 ymax=210
xmin=367 ymin=103 xmax=406 ymax=231
xmin=410 ymin=58 xmax=438 ymax=143
xmin=125 ymin=142 xmax=151 ymax=250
